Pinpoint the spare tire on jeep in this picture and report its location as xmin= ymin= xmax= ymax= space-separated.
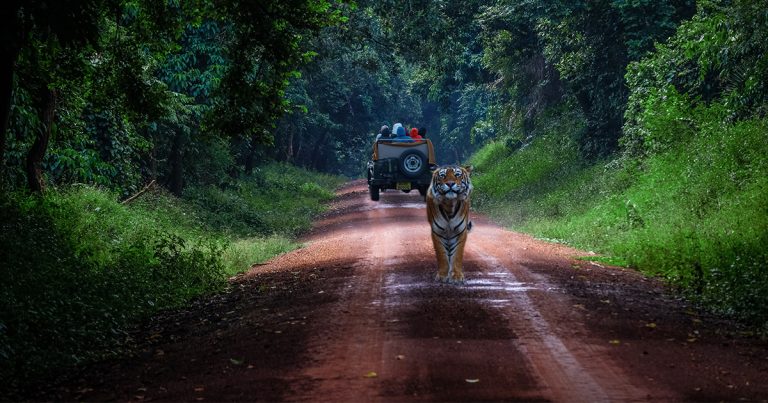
xmin=398 ymin=149 xmax=428 ymax=178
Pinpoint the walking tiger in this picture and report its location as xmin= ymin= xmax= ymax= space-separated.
xmin=426 ymin=165 xmax=473 ymax=283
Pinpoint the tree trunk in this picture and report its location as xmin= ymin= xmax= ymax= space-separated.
xmin=168 ymin=131 xmax=184 ymax=196
xmin=244 ymin=134 xmax=258 ymax=175
xmin=295 ymin=134 xmax=303 ymax=164
xmin=286 ymin=129 xmax=294 ymax=162
xmin=0 ymin=0 xmax=24 ymax=169
xmin=573 ymin=89 xmax=593 ymax=119
xmin=0 ymin=47 xmax=19 ymax=168
xmin=541 ymin=57 xmax=563 ymax=107
xmin=25 ymin=88 xmax=56 ymax=192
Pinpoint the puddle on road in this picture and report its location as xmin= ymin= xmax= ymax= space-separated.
xmin=485 ymin=271 xmax=514 ymax=277
xmin=465 ymin=278 xmax=535 ymax=292
xmin=379 ymin=272 xmax=540 ymax=292
xmin=383 ymin=257 xmax=403 ymax=266
xmin=377 ymin=270 xmax=541 ymax=310
xmin=484 ymin=299 xmax=514 ymax=307
xmin=383 ymin=282 xmax=433 ymax=291
xmin=367 ymin=202 xmax=426 ymax=210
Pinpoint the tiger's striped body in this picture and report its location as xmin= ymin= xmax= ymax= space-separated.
xmin=426 ymin=166 xmax=473 ymax=283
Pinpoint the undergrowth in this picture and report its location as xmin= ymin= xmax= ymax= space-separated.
xmin=0 ymin=163 xmax=342 ymax=395
xmin=470 ymin=100 xmax=768 ymax=328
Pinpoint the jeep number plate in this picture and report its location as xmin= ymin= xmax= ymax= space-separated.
xmin=396 ymin=182 xmax=411 ymax=190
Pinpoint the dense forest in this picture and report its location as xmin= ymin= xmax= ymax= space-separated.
xmin=2 ymin=0 xmax=767 ymax=395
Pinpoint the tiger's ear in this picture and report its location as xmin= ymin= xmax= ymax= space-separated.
xmin=462 ymin=165 xmax=474 ymax=175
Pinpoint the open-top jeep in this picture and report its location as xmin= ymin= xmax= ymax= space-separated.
xmin=366 ymin=138 xmax=436 ymax=201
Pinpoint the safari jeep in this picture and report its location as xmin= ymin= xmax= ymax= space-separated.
xmin=366 ymin=138 xmax=436 ymax=201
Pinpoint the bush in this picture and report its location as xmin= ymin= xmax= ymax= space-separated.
xmin=183 ymin=163 xmax=339 ymax=237
xmin=471 ymin=100 xmax=768 ymax=328
xmin=0 ymin=189 xmax=225 ymax=392
xmin=0 ymin=162 xmax=344 ymax=396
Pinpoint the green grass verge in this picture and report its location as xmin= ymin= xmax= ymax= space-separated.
xmin=470 ymin=104 xmax=768 ymax=328
xmin=0 ymin=162 xmax=343 ymax=395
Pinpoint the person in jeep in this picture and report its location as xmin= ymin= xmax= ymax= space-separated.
xmin=376 ymin=125 xmax=392 ymax=141
xmin=391 ymin=123 xmax=412 ymax=142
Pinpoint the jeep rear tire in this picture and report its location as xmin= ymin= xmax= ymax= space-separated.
xmin=398 ymin=149 xmax=428 ymax=179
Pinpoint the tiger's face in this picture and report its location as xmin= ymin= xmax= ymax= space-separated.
xmin=430 ymin=166 xmax=473 ymax=201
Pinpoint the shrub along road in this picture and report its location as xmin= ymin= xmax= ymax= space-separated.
xmin=42 ymin=181 xmax=767 ymax=401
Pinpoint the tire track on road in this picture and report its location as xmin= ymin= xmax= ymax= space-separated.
xmin=467 ymin=225 xmax=666 ymax=402
xmin=289 ymin=195 xmax=408 ymax=401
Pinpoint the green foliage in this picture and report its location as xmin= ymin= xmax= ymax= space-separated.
xmin=183 ymin=163 xmax=340 ymax=237
xmin=150 ymin=19 xmax=229 ymax=193
xmin=476 ymin=0 xmax=694 ymax=158
xmin=2 ymin=0 xmax=197 ymax=195
xmin=0 ymin=188 xmax=225 ymax=392
xmin=470 ymin=106 xmax=595 ymax=223
xmin=2 ymin=0 xmax=346 ymax=195
xmin=624 ymin=0 xmax=768 ymax=155
xmin=209 ymin=0 xmax=347 ymax=157
xmin=271 ymin=5 xmax=425 ymax=174
xmin=471 ymin=1 xmax=768 ymax=327
xmin=0 ymin=163 xmax=342 ymax=395
xmin=389 ymin=0 xmax=495 ymax=164
xmin=471 ymin=102 xmax=768 ymax=327
xmin=470 ymin=104 xmax=584 ymax=200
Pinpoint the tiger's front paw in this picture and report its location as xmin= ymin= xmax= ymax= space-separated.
xmin=435 ymin=273 xmax=449 ymax=283
xmin=449 ymin=273 xmax=465 ymax=285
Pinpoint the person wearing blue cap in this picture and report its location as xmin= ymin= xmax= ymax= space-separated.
xmin=391 ymin=123 xmax=413 ymax=142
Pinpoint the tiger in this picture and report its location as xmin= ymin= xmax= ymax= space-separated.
xmin=426 ymin=165 xmax=473 ymax=283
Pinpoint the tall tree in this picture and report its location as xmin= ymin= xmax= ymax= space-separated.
xmin=209 ymin=0 xmax=346 ymax=174
xmin=273 ymin=5 xmax=421 ymax=174
xmin=0 ymin=0 xmax=106 ymax=180
xmin=2 ymin=0 xmax=195 ymax=192
xmin=479 ymin=0 xmax=695 ymax=157
xmin=154 ymin=19 xmax=226 ymax=195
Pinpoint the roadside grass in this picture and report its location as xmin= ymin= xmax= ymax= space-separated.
xmin=222 ymin=235 xmax=298 ymax=276
xmin=470 ymin=105 xmax=768 ymax=328
xmin=0 ymin=163 xmax=343 ymax=395
xmin=574 ymin=255 xmax=629 ymax=268
xmin=183 ymin=163 xmax=339 ymax=238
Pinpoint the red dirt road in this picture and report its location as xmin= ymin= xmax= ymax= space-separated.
xmin=45 ymin=180 xmax=767 ymax=402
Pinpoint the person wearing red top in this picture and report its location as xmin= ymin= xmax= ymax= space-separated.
xmin=409 ymin=127 xmax=423 ymax=140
